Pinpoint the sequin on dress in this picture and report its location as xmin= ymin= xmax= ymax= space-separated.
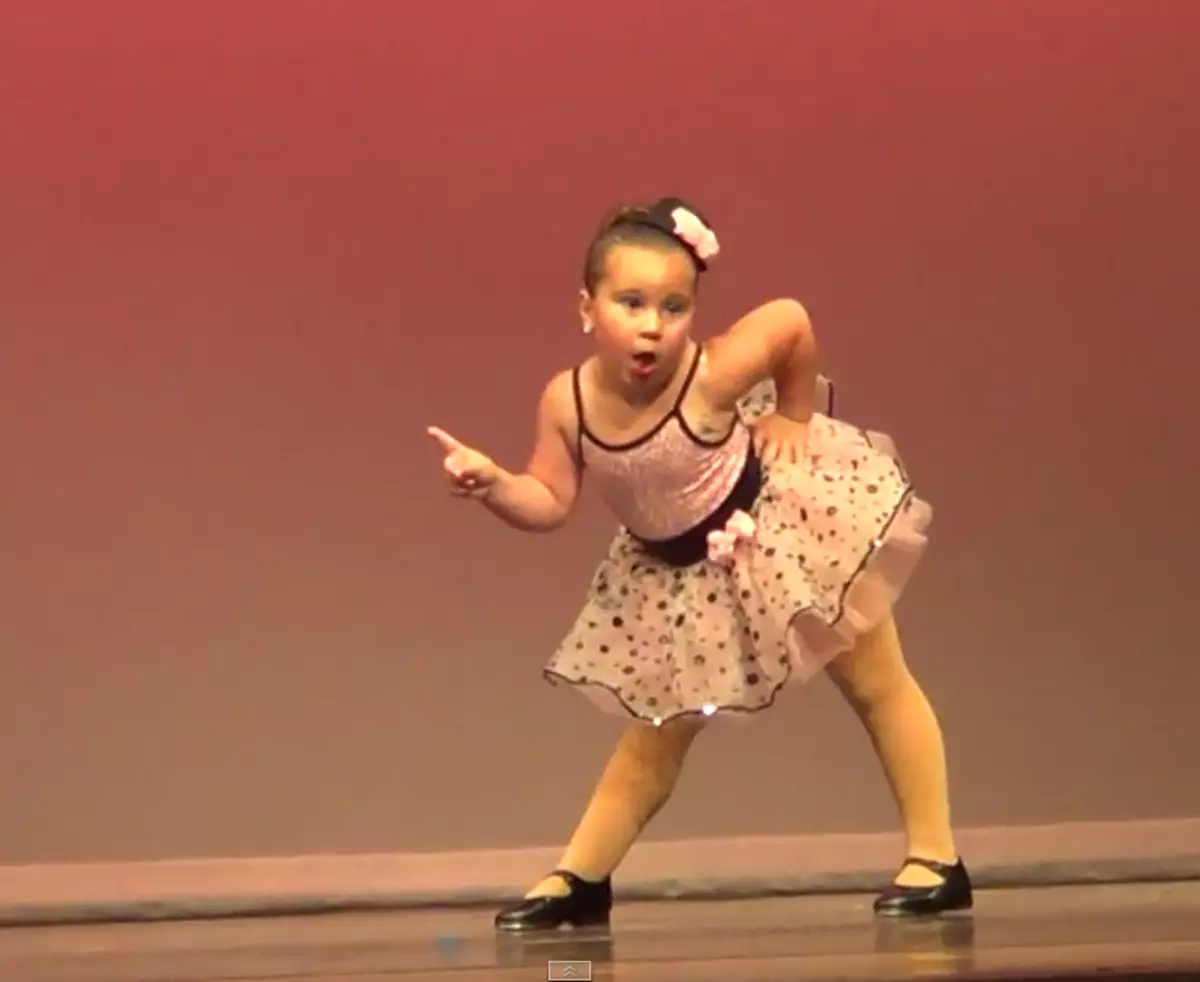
xmin=543 ymin=348 xmax=932 ymax=725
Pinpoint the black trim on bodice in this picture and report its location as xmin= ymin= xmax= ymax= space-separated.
xmin=571 ymin=344 xmax=764 ymax=568
xmin=571 ymin=347 xmax=738 ymax=459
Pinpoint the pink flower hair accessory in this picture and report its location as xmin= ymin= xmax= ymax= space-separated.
xmin=706 ymin=509 xmax=757 ymax=569
xmin=670 ymin=207 xmax=720 ymax=262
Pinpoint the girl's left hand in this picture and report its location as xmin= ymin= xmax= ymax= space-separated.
xmin=750 ymin=412 xmax=809 ymax=464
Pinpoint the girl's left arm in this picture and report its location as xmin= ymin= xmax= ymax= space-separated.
xmin=698 ymin=298 xmax=818 ymax=422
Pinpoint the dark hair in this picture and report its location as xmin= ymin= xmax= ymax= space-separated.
xmin=581 ymin=197 xmax=716 ymax=295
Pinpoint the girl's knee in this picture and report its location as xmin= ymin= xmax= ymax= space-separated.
xmin=827 ymin=617 xmax=914 ymax=709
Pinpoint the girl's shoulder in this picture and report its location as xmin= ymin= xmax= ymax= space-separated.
xmin=535 ymin=366 xmax=583 ymax=438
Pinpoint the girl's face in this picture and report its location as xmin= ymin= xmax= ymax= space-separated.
xmin=580 ymin=243 xmax=697 ymax=392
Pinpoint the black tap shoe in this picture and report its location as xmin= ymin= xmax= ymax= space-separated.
xmin=494 ymin=869 xmax=613 ymax=933
xmin=873 ymin=856 xmax=974 ymax=917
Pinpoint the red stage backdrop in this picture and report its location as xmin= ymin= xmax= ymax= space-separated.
xmin=1 ymin=0 xmax=1197 ymax=865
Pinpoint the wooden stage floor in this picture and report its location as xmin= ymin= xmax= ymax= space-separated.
xmin=1 ymin=880 xmax=1198 ymax=982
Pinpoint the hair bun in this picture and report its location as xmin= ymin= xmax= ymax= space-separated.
xmin=581 ymin=196 xmax=719 ymax=291
xmin=640 ymin=197 xmax=719 ymax=267
xmin=650 ymin=196 xmax=713 ymax=230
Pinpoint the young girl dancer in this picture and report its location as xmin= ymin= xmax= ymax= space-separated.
xmin=428 ymin=197 xmax=972 ymax=929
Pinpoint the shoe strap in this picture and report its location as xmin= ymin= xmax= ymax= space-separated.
xmin=550 ymin=868 xmax=608 ymax=888
xmin=903 ymin=856 xmax=960 ymax=876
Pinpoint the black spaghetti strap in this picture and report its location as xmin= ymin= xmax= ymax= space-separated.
xmin=670 ymin=344 xmax=704 ymax=413
xmin=570 ymin=366 xmax=587 ymax=461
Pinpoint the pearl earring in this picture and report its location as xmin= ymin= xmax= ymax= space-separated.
xmin=583 ymin=323 xmax=594 ymax=335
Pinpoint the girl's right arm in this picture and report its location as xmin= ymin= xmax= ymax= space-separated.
xmin=481 ymin=371 xmax=580 ymax=533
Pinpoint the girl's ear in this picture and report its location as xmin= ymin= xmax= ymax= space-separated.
xmin=579 ymin=288 xmax=595 ymax=334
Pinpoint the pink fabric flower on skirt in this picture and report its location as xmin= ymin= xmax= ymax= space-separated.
xmin=706 ymin=509 xmax=757 ymax=568
xmin=671 ymin=207 xmax=720 ymax=261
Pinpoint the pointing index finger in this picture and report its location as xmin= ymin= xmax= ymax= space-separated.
xmin=427 ymin=426 xmax=462 ymax=452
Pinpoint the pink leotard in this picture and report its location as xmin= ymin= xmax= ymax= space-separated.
xmin=573 ymin=348 xmax=753 ymax=543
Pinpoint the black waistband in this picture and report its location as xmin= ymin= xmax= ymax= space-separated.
xmin=632 ymin=448 xmax=763 ymax=568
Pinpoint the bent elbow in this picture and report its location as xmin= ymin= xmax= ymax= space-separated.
xmin=534 ymin=495 xmax=574 ymax=534
xmin=759 ymin=299 xmax=814 ymax=360
xmin=524 ymin=508 xmax=567 ymax=534
xmin=765 ymin=297 xmax=811 ymax=326
xmin=781 ymin=301 xmax=814 ymax=345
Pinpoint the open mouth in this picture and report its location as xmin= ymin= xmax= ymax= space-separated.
xmin=631 ymin=351 xmax=657 ymax=373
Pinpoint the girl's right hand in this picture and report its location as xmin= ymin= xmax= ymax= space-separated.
xmin=427 ymin=426 xmax=501 ymax=499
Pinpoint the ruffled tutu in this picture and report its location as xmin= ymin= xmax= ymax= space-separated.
xmin=543 ymin=382 xmax=932 ymax=725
